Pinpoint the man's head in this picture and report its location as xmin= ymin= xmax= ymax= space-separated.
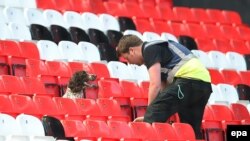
xmin=116 ymin=35 xmax=144 ymax=65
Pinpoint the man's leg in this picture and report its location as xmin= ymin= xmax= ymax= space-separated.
xmin=177 ymin=80 xmax=212 ymax=139
xmin=143 ymin=83 xmax=181 ymax=123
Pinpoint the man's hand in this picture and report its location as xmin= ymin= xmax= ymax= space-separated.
xmin=133 ymin=116 xmax=144 ymax=122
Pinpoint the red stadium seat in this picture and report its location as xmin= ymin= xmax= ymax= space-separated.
xmin=0 ymin=75 xmax=25 ymax=94
xmin=222 ymin=10 xmax=242 ymax=25
xmin=19 ymin=76 xmax=47 ymax=95
xmin=230 ymin=39 xmax=250 ymax=55
xmin=107 ymin=120 xmax=134 ymax=139
xmin=152 ymin=122 xmax=178 ymax=140
xmin=236 ymin=25 xmax=250 ymax=41
xmin=53 ymin=97 xmax=80 ymax=116
xmin=133 ymin=18 xmax=155 ymax=33
xmin=220 ymin=25 xmax=241 ymax=40
xmin=84 ymin=119 xmax=111 ymax=138
xmin=208 ymin=69 xmax=225 ymax=84
xmin=103 ymin=1 xmax=127 ymax=17
xmin=123 ymin=2 xmax=146 ymax=18
xmin=9 ymin=94 xmax=39 ymax=116
xmin=129 ymin=122 xmax=157 ymax=140
xmin=238 ymin=71 xmax=250 ymax=86
xmin=195 ymin=38 xmax=216 ymax=51
xmin=206 ymin=9 xmax=227 ymax=24
xmin=186 ymin=23 xmax=208 ymax=39
xmin=52 ymin=0 xmax=73 ymax=12
xmin=202 ymin=24 xmax=225 ymax=40
xmin=89 ymin=62 xmax=110 ymax=80
xmin=212 ymin=39 xmax=233 ymax=53
xmin=191 ymin=8 xmax=213 ymax=24
xmin=18 ymin=41 xmax=40 ymax=60
xmin=172 ymin=7 xmax=196 ymax=23
xmin=209 ymin=105 xmax=234 ymax=121
xmin=36 ymin=0 xmax=56 ymax=10
xmin=229 ymin=103 xmax=250 ymax=120
xmin=151 ymin=20 xmax=173 ymax=34
xmin=120 ymin=80 xmax=143 ymax=98
xmin=67 ymin=62 xmax=93 ymax=74
xmin=202 ymin=120 xmax=224 ymax=141
xmin=70 ymin=0 xmax=106 ymax=14
xmin=0 ymin=95 xmax=14 ymax=114
xmin=220 ymin=70 xmax=242 ymax=86
xmin=61 ymin=120 xmax=89 ymax=137
xmin=172 ymin=123 xmax=197 ymax=140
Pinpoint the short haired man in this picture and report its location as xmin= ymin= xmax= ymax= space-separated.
xmin=116 ymin=35 xmax=212 ymax=139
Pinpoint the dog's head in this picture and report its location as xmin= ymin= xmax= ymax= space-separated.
xmin=68 ymin=71 xmax=97 ymax=93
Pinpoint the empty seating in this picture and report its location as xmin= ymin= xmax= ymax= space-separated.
xmin=61 ymin=119 xmax=88 ymax=137
xmin=172 ymin=123 xmax=197 ymax=140
xmin=229 ymin=103 xmax=250 ymax=120
xmin=8 ymin=22 xmax=32 ymax=40
xmin=142 ymin=32 xmax=161 ymax=42
xmin=0 ymin=22 xmax=12 ymax=39
xmin=16 ymin=114 xmax=45 ymax=136
xmin=58 ymin=41 xmax=85 ymax=62
xmin=78 ymin=42 xmax=101 ymax=63
xmin=127 ymin=64 xmax=150 ymax=82
xmin=226 ymin=51 xmax=247 ymax=71
xmin=3 ymin=7 xmax=26 ymax=26
xmin=0 ymin=113 xmax=22 ymax=135
xmin=208 ymin=51 xmax=232 ymax=70
xmin=37 ymin=40 xmax=63 ymax=61
xmin=107 ymin=61 xmax=134 ymax=81
xmin=129 ymin=122 xmax=156 ymax=140
xmin=99 ymin=13 xmax=120 ymax=33
xmin=24 ymin=8 xmax=48 ymax=27
xmin=123 ymin=30 xmax=143 ymax=40
xmin=161 ymin=32 xmax=179 ymax=43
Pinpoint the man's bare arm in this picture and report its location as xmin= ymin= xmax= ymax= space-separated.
xmin=148 ymin=62 xmax=162 ymax=105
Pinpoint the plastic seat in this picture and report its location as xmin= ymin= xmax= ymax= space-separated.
xmin=230 ymin=40 xmax=250 ymax=55
xmin=122 ymin=2 xmax=146 ymax=18
xmin=236 ymin=84 xmax=250 ymax=101
xmin=96 ymin=98 xmax=130 ymax=122
xmin=152 ymin=122 xmax=178 ymax=140
xmin=87 ymin=29 xmax=109 ymax=45
xmin=117 ymin=17 xmax=136 ymax=32
xmin=61 ymin=120 xmax=88 ymax=137
xmin=217 ymin=83 xmax=239 ymax=104
xmin=172 ymin=123 xmax=196 ymax=140
xmin=16 ymin=114 xmax=45 ymax=136
xmin=222 ymin=10 xmax=242 ymax=25
xmin=195 ymin=38 xmax=216 ymax=52
xmin=139 ymin=81 xmax=149 ymax=98
xmin=30 ymin=136 xmax=56 ymax=141
xmin=206 ymin=9 xmax=227 ymax=24
xmin=37 ymin=40 xmax=63 ymax=61
xmin=52 ymin=97 xmax=79 ymax=116
xmin=82 ymin=12 xmax=103 ymax=32
xmin=103 ymin=1 xmax=127 ymax=17
xmin=236 ymin=25 xmax=250 ymax=41
xmin=172 ymin=7 xmax=196 ymax=23
xmin=21 ymin=76 xmax=47 ymax=95
xmin=41 ymin=115 xmax=65 ymax=137
xmin=142 ymin=32 xmax=161 ymax=42
xmin=129 ymin=122 xmax=157 ymax=140
xmin=67 ymin=61 xmax=93 ymax=74
xmin=107 ymin=61 xmax=134 ymax=81
xmin=186 ymin=23 xmax=207 ymax=39
xmin=75 ymin=0 xmax=106 ymax=14
xmin=0 ymin=40 xmax=24 ymax=75
xmin=107 ymin=121 xmax=135 ymax=139
xmin=202 ymin=24 xmax=225 ymax=40
xmin=50 ymin=25 xmax=72 ymax=44
xmin=18 ymin=41 xmax=40 ymax=59
xmin=3 ymin=7 xmax=26 ymax=26
xmin=0 ymin=75 xmax=24 ymax=94
xmin=84 ymin=119 xmax=111 ymax=138
xmin=58 ymin=41 xmax=85 ymax=62
xmin=8 ymin=22 xmax=32 ymax=40
xmin=0 ymin=22 xmax=12 ymax=39
xmin=157 ymin=5 xmax=175 ymax=21
xmin=99 ymin=14 xmax=120 ymax=34
xmin=5 ymin=135 xmax=30 ymax=141
xmin=178 ymin=35 xmax=198 ymax=50
xmin=29 ymin=24 xmax=54 ymax=41
xmin=220 ymin=70 xmax=242 ymax=85
xmin=51 ymin=0 xmax=72 ymax=12
xmin=33 ymin=96 xmax=62 ymax=119
xmin=191 ymin=50 xmax=213 ymax=68
xmin=132 ymin=18 xmax=154 ymax=33
xmin=226 ymin=51 xmax=247 ymax=71
xmin=24 ymin=8 xmax=48 ymax=27
xmin=120 ymin=80 xmax=143 ymax=98
xmin=0 ymin=95 xmax=14 ymax=114
xmin=43 ymin=9 xmax=68 ymax=29
xmin=191 ymin=8 xmax=212 ymax=24
xmin=208 ymin=84 xmax=225 ymax=105
xmin=202 ymin=120 xmax=224 ymax=141
xmin=130 ymin=98 xmax=148 ymax=120
xmin=127 ymin=64 xmax=150 ymax=82
xmin=209 ymin=104 xmax=234 ymax=121
xmin=0 ymin=113 xmax=22 ymax=135
xmin=78 ymin=42 xmax=101 ymax=63
xmin=106 ymin=30 xmax=123 ymax=48
xmin=123 ymin=30 xmax=143 ymax=40
xmin=74 ymin=99 xmax=102 ymax=117
xmin=63 ymin=11 xmax=83 ymax=29
xmin=69 ymin=27 xmax=90 ymax=44
xmin=220 ymin=25 xmax=241 ymax=40
xmin=160 ymin=32 xmax=178 ymax=43
xmin=9 ymin=94 xmax=39 ymax=115
xmin=152 ymin=20 xmax=173 ymax=35
xmin=213 ymin=38 xmax=233 ymax=53
xmin=208 ymin=51 xmax=232 ymax=70
xmin=140 ymin=3 xmax=161 ymax=19
xmin=89 ymin=62 xmax=110 ymax=79
xmin=36 ymin=0 xmax=56 ymax=10
xmin=230 ymin=103 xmax=250 ymax=120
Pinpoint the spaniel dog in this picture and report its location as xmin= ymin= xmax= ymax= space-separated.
xmin=63 ymin=71 xmax=97 ymax=99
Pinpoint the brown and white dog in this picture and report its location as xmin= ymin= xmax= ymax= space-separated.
xmin=63 ymin=71 xmax=97 ymax=99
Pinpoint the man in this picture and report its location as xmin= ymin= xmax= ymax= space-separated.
xmin=116 ymin=35 xmax=212 ymax=139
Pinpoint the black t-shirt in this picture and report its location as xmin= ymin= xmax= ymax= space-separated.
xmin=142 ymin=42 xmax=173 ymax=81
